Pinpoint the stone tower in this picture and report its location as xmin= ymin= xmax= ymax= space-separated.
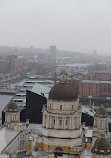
xmin=92 ymin=105 xmax=108 ymax=145
xmin=37 ymin=71 xmax=83 ymax=157
xmin=5 ymin=101 xmax=20 ymax=127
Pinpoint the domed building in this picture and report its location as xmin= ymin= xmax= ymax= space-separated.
xmin=92 ymin=105 xmax=109 ymax=145
xmin=5 ymin=101 xmax=20 ymax=126
xmin=4 ymin=100 xmax=26 ymax=131
xmin=91 ymin=134 xmax=111 ymax=158
xmin=37 ymin=71 xmax=83 ymax=157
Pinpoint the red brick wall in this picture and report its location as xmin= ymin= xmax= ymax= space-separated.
xmin=94 ymin=73 xmax=111 ymax=81
xmin=80 ymin=82 xmax=100 ymax=98
xmin=80 ymin=81 xmax=111 ymax=99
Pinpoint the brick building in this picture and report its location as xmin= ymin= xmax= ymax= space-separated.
xmin=94 ymin=71 xmax=111 ymax=81
xmin=89 ymin=64 xmax=111 ymax=74
xmin=88 ymin=64 xmax=111 ymax=81
xmin=34 ymin=61 xmax=56 ymax=74
xmin=13 ymin=59 xmax=21 ymax=71
xmin=80 ymin=80 xmax=111 ymax=99
xmin=0 ymin=60 xmax=9 ymax=73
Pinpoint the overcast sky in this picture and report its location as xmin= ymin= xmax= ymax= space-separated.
xmin=0 ymin=0 xmax=111 ymax=54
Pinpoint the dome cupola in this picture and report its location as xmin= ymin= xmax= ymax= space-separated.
xmin=6 ymin=101 xmax=19 ymax=112
xmin=49 ymin=71 xmax=78 ymax=101
xmin=91 ymin=134 xmax=111 ymax=155
xmin=95 ymin=105 xmax=107 ymax=118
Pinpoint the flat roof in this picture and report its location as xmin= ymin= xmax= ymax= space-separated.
xmin=29 ymin=83 xmax=51 ymax=98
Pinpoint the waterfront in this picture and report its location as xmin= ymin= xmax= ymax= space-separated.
xmin=0 ymin=79 xmax=27 ymax=124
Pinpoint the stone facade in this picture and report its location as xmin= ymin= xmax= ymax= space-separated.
xmin=92 ymin=106 xmax=108 ymax=145
xmin=5 ymin=111 xmax=20 ymax=124
xmin=37 ymin=71 xmax=83 ymax=157
xmin=4 ymin=101 xmax=26 ymax=131
xmin=37 ymin=99 xmax=83 ymax=155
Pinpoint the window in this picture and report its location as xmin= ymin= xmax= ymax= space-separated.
xmin=66 ymin=120 xmax=68 ymax=126
xmin=72 ymin=105 xmax=74 ymax=109
xmin=60 ymin=120 xmax=62 ymax=125
xmin=60 ymin=105 xmax=62 ymax=110
xmin=54 ymin=119 xmax=55 ymax=125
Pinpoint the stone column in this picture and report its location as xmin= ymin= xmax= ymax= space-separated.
xmin=12 ymin=114 xmax=13 ymax=121
xmin=63 ymin=117 xmax=66 ymax=129
xmin=62 ymin=117 xmax=64 ymax=129
xmin=46 ymin=116 xmax=48 ymax=128
xmin=55 ymin=116 xmax=57 ymax=129
xmin=43 ymin=114 xmax=45 ymax=127
xmin=75 ymin=117 xmax=77 ymax=129
xmin=69 ymin=117 xmax=72 ymax=130
xmin=50 ymin=116 xmax=52 ymax=128
xmin=48 ymin=115 xmax=50 ymax=128
xmin=76 ymin=116 xmax=78 ymax=129
xmin=56 ymin=116 xmax=58 ymax=129
xmin=71 ymin=117 xmax=73 ymax=130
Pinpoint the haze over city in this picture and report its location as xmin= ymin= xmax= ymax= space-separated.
xmin=0 ymin=0 xmax=111 ymax=55
xmin=1 ymin=0 xmax=111 ymax=158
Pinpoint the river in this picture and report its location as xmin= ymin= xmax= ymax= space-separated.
xmin=0 ymin=79 xmax=27 ymax=124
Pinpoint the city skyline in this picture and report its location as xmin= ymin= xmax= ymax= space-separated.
xmin=0 ymin=0 xmax=111 ymax=55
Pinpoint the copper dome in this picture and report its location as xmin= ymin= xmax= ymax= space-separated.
xmin=49 ymin=82 xmax=78 ymax=101
xmin=91 ymin=135 xmax=111 ymax=154
xmin=6 ymin=101 xmax=19 ymax=112
xmin=95 ymin=105 xmax=107 ymax=118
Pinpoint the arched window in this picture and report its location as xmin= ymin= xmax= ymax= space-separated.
xmin=54 ymin=147 xmax=63 ymax=157
xmin=60 ymin=105 xmax=62 ymax=110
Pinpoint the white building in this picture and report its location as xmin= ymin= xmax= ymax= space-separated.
xmin=37 ymin=71 xmax=83 ymax=157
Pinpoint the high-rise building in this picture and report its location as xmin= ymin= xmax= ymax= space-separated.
xmin=50 ymin=45 xmax=56 ymax=61
xmin=8 ymin=55 xmax=17 ymax=73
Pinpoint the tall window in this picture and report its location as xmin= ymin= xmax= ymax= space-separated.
xmin=66 ymin=120 xmax=68 ymax=126
xmin=72 ymin=105 xmax=74 ymax=109
xmin=60 ymin=105 xmax=62 ymax=110
xmin=60 ymin=120 xmax=62 ymax=125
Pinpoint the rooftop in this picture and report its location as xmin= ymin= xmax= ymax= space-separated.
xmin=82 ymin=80 xmax=111 ymax=84
xmin=0 ymin=127 xmax=19 ymax=153
xmin=81 ymin=106 xmax=95 ymax=117
xmin=29 ymin=83 xmax=51 ymax=98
